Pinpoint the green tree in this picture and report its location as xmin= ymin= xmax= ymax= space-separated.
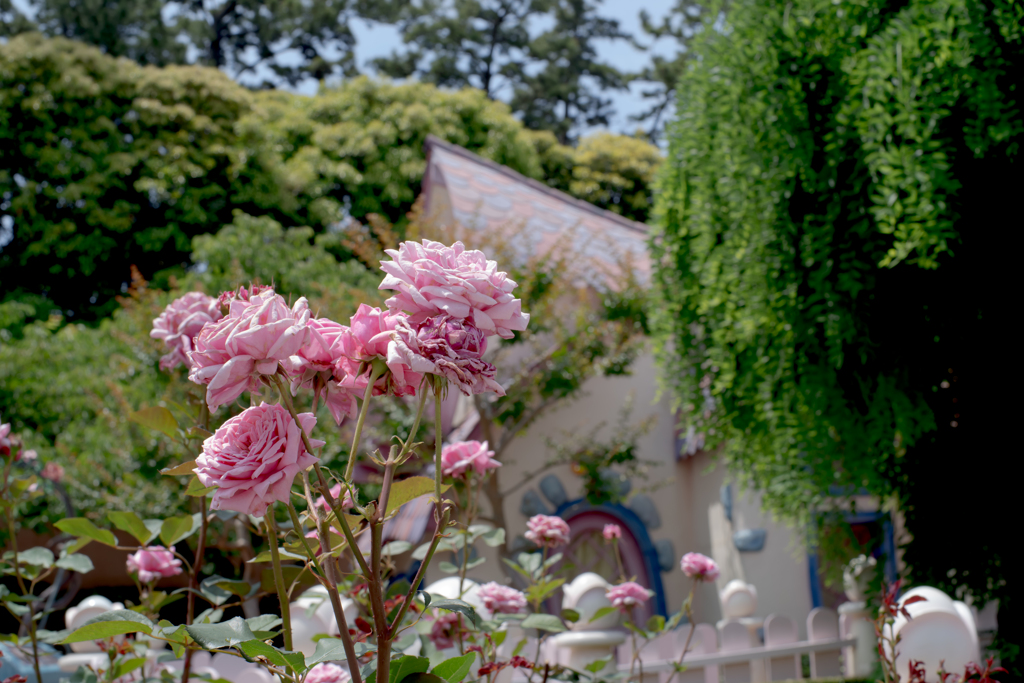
xmin=371 ymin=0 xmax=540 ymax=99
xmin=512 ymin=0 xmax=630 ymax=143
xmin=0 ymin=36 xmax=542 ymax=320
xmin=9 ymin=0 xmax=384 ymax=85
xmin=652 ymin=0 xmax=1022 ymax=663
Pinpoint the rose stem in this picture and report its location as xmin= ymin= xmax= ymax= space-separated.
xmin=265 ymin=510 xmax=293 ymax=651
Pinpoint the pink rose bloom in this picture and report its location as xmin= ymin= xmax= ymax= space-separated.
xmin=151 ymin=292 xmax=222 ymax=371
xmin=194 ymin=403 xmax=324 ymax=516
xmin=387 ymin=315 xmax=504 ymax=396
xmin=429 ymin=611 xmax=461 ymax=650
xmin=41 ymin=462 xmax=64 ymax=482
xmin=216 ymin=283 xmax=274 ymax=310
xmin=287 ymin=317 xmax=362 ymax=426
xmin=315 ymin=482 xmax=355 ymax=510
xmin=379 ymin=240 xmax=529 ymax=339
xmin=333 ymin=305 xmax=422 ymax=398
xmin=525 ymin=514 xmax=570 ymax=548
xmin=126 ymin=546 xmax=183 ymax=583
xmin=478 ymin=582 xmax=526 ymax=614
xmin=0 ymin=419 xmax=12 ymax=458
xmin=306 ymin=663 xmax=351 ymax=683
xmin=603 ymin=524 xmax=622 ymax=541
xmin=606 ymin=582 xmax=652 ymax=610
xmin=680 ymin=552 xmax=720 ymax=582
xmin=188 ymin=289 xmax=310 ymax=410
xmin=441 ymin=440 xmax=500 ymax=478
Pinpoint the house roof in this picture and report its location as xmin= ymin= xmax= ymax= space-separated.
xmin=422 ymin=135 xmax=651 ymax=279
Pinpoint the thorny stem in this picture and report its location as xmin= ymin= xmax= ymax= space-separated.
xmin=345 ymin=364 xmax=385 ymax=481
xmin=301 ymin=475 xmax=364 ymax=683
xmin=265 ymin=511 xmax=294 ymax=651
xmin=6 ymin=505 xmax=42 ymax=683
xmin=389 ymin=505 xmax=452 ymax=632
xmin=182 ymin=401 xmax=210 ymax=683
xmin=664 ymin=580 xmax=698 ymax=683
xmin=434 ymin=384 xmax=444 ymax=518
xmin=396 ymin=381 xmax=429 ymax=462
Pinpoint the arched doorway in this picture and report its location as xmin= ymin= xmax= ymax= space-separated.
xmin=549 ymin=501 xmax=667 ymax=619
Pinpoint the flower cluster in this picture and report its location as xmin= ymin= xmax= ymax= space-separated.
xmin=306 ymin=663 xmax=351 ymax=683
xmin=194 ymin=403 xmax=324 ymax=516
xmin=606 ymin=581 xmax=652 ymax=610
xmin=525 ymin=514 xmax=570 ymax=548
xmin=126 ymin=546 xmax=183 ymax=584
xmin=680 ymin=552 xmax=720 ymax=582
xmin=440 ymin=441 xmax=500 ymax=478
xmin=478 ymin=582 xmax=526 ymax=614
xmin=151 ymin=292 xmax=222 ymax=371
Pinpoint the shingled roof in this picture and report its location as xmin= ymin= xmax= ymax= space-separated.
xmin=421 ymin=135 xmax=651 ymax=279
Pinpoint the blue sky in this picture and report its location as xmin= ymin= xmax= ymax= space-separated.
xmin=10 ymin=0 xmax=682 ymax=135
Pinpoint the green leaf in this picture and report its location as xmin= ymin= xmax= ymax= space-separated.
xmin=385 ymin=477 xmax=448 ymax=517
xmin=480 ymin=527 xmax=506 ymax=547
xmin=250 ymin=548 xmax=307 ymax=563
xmin=429 ymin=597 xmax=482 ymax=627
xmin=237 ymin=639 xmax=305 ymax=671
xmin=512 ymin=638 xmax=527 ymax=657
xmin=246 ymin=615 xmax=283 ymax=633
xmin=129 ymin=406 xmax=179 ymax=439
xmin=561 ymin=608 xmax=580 ymax=624
xmin=465 ymin=557 xmax=485 ymax=570
xmin=588 ymin=606 xmax=616 ymax=623
xmin=431 ymin=653 xmax=476 ymax=683
xmin=585 ymin=656 xmax=613 ymax=673
xmin=108 ymin=511 xmax=156 ymax=545
xmin=520 ymin=613 xmax=565 ymax=633
xmin=645 ymin=615 xmax=666 ymax=634
xmin=387 ymin=655 xmax=429 ymax=683
xmin=60 ymin=611 xmax=155 ymax=643
xmin=261 ymin=566 xmax=318 ymax=597
xmin=306 ymin=637 xmax=348 ymax=668
xmin=438 ymin=561 xmax=459 ymax=574
xmin=411 ymin=542 xmax=432 ymax=561
xmin=382 ymin=540 xmax=412 ymax=556
xmin=185 ymin=617 xmax=257 ymax=649
xmin=16 ymin=547 xmax=54 ymax=568
xmin=197 ymin=576 xmax=233 ymax=606
xmin=113 ymin=657 xmax=148 ymax=679
xmin=36 ymin=628 xmax=70 ymax=644
xmin=186 ymin=476 xmax=218 ymax=497
xmin=56 ymin=553 xmax=94 ymax=573
xmin=491 ymin=630 xmax=507 ymax=647
xmin=160 ymin=514 xmax=200 ymax=547
xmin=214 ymin=578 xmax=253 ymax=597
xmin=54 ymin=518 xmax=118 ymax=547
xmin=161 ymin=460 xmax=197 ymax=476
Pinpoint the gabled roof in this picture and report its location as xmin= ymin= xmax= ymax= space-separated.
xmin=422 ymin=135 xmax=651 ymax=279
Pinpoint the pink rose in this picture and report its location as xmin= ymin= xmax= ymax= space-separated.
xmin=603 ymin=524 xmax=622 ymax=541
xmin=429 ymin=611 xmax=461 ymax=650
xmin=151 ymin=292 xmax=222 ymax=371
xmin=306 ymin=663 xmax=351 ymax=683
xmin=188 ymin=290 xmax=310 ymax=410
xmin=387 ymin=316 xmax=504 ymax=396
xmin=194 ymin=403 xmax=324 ymax=516
xmin=379 ymin=240 xmax=530 ymax=339
xmin=126 ymin=546 xmax=183 ymax=583
xmin=606 ymin=581 xmax=652 ymax=610
xmin=315 ymin=482 xmax=355 ymax=510
xmin=680 ymin=552 xmax=720 ymax=582
xmin=41 ymin=462 xmax=64 ymax=482
xmin=478 ymin=582 xmax=526 ymax=614
xmin=0 ymin=419 xmax=12 ymax=458
xmin=216 ymin=283 xmax=274 ymax=310
xmin=333 ymin=305 xmax=422 ymax=398
xmin=441 ymin=440 xmax=500 ymax=478
xmin=525 ymin=514 xmax=570 ymax=548
xmin=19 ymin=449 xmax=38 ymax=462
xmin=287 ymin=317 xmax=362 ymax=426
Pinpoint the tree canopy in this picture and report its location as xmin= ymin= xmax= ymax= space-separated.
xmin=652 ymin=0 xmax=1021 ymax=662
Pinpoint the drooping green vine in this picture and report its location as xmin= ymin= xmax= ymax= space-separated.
xmin=651 ymin=0 xmax=1022 ymax=646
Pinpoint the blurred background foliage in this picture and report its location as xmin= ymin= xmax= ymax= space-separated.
xmin=651 ymin=0 xmax=1021 ymax=667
